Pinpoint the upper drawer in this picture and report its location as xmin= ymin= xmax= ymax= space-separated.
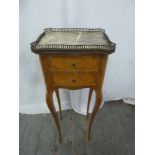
xmin=49 ymin=55 xmax=99 ymax=71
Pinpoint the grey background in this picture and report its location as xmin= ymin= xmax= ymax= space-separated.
xmin=19 ymin=0 xmax=135 ymax=114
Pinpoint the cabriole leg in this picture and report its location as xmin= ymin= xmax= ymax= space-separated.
xmin=46 ymin=89 xmax=62 ymax=143
xmin=55 ymin=88 xmax=62 ymax=120
xmin=88 ymin=88 xmax=103 ymax=141
xmin=86 ymin=88 xmax=93 ymax=119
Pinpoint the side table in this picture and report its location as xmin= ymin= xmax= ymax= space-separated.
xmin=31 ymin=28 xmax=116 ymax=143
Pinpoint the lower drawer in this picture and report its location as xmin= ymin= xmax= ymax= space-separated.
xmin=53 ymin=73 xmax=96 ymax=86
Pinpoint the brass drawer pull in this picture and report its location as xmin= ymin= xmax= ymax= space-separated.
xmin=71 ymin=63 xmax=76 ymax=67
xmin=72 ymin=79 xmax=76 ymax=83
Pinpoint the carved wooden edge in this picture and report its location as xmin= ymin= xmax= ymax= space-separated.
xmin=30 ymin=28 xmax=116 ymax=54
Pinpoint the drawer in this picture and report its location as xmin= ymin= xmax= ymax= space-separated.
xmin=49 ymin=56 xmax=99 ymax=71
xmin=53 ymin=73 xmax=96 ymax=86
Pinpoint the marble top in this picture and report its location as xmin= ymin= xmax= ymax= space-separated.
xmin=31 ymin=28 xmax=116 ymax=54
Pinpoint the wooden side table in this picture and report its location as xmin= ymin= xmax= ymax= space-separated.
xmin=31 ymin=28 xmax=116 ymax=143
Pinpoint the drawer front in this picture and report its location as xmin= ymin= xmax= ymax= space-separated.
xmin=49 ymin=56 xmax=99 ymax=71
xmin=53 ymin=73 xmax=96 ymax=86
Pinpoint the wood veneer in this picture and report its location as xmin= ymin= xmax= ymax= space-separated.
xmin=39 ymin=54 xmax=108 ymax=143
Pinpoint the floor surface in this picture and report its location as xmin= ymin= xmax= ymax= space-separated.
xmin=19 ymin=100 xmax=135 ymax=155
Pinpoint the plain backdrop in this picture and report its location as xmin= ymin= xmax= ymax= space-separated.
xmin=19 ymin=0 xmax=135 ymax=114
